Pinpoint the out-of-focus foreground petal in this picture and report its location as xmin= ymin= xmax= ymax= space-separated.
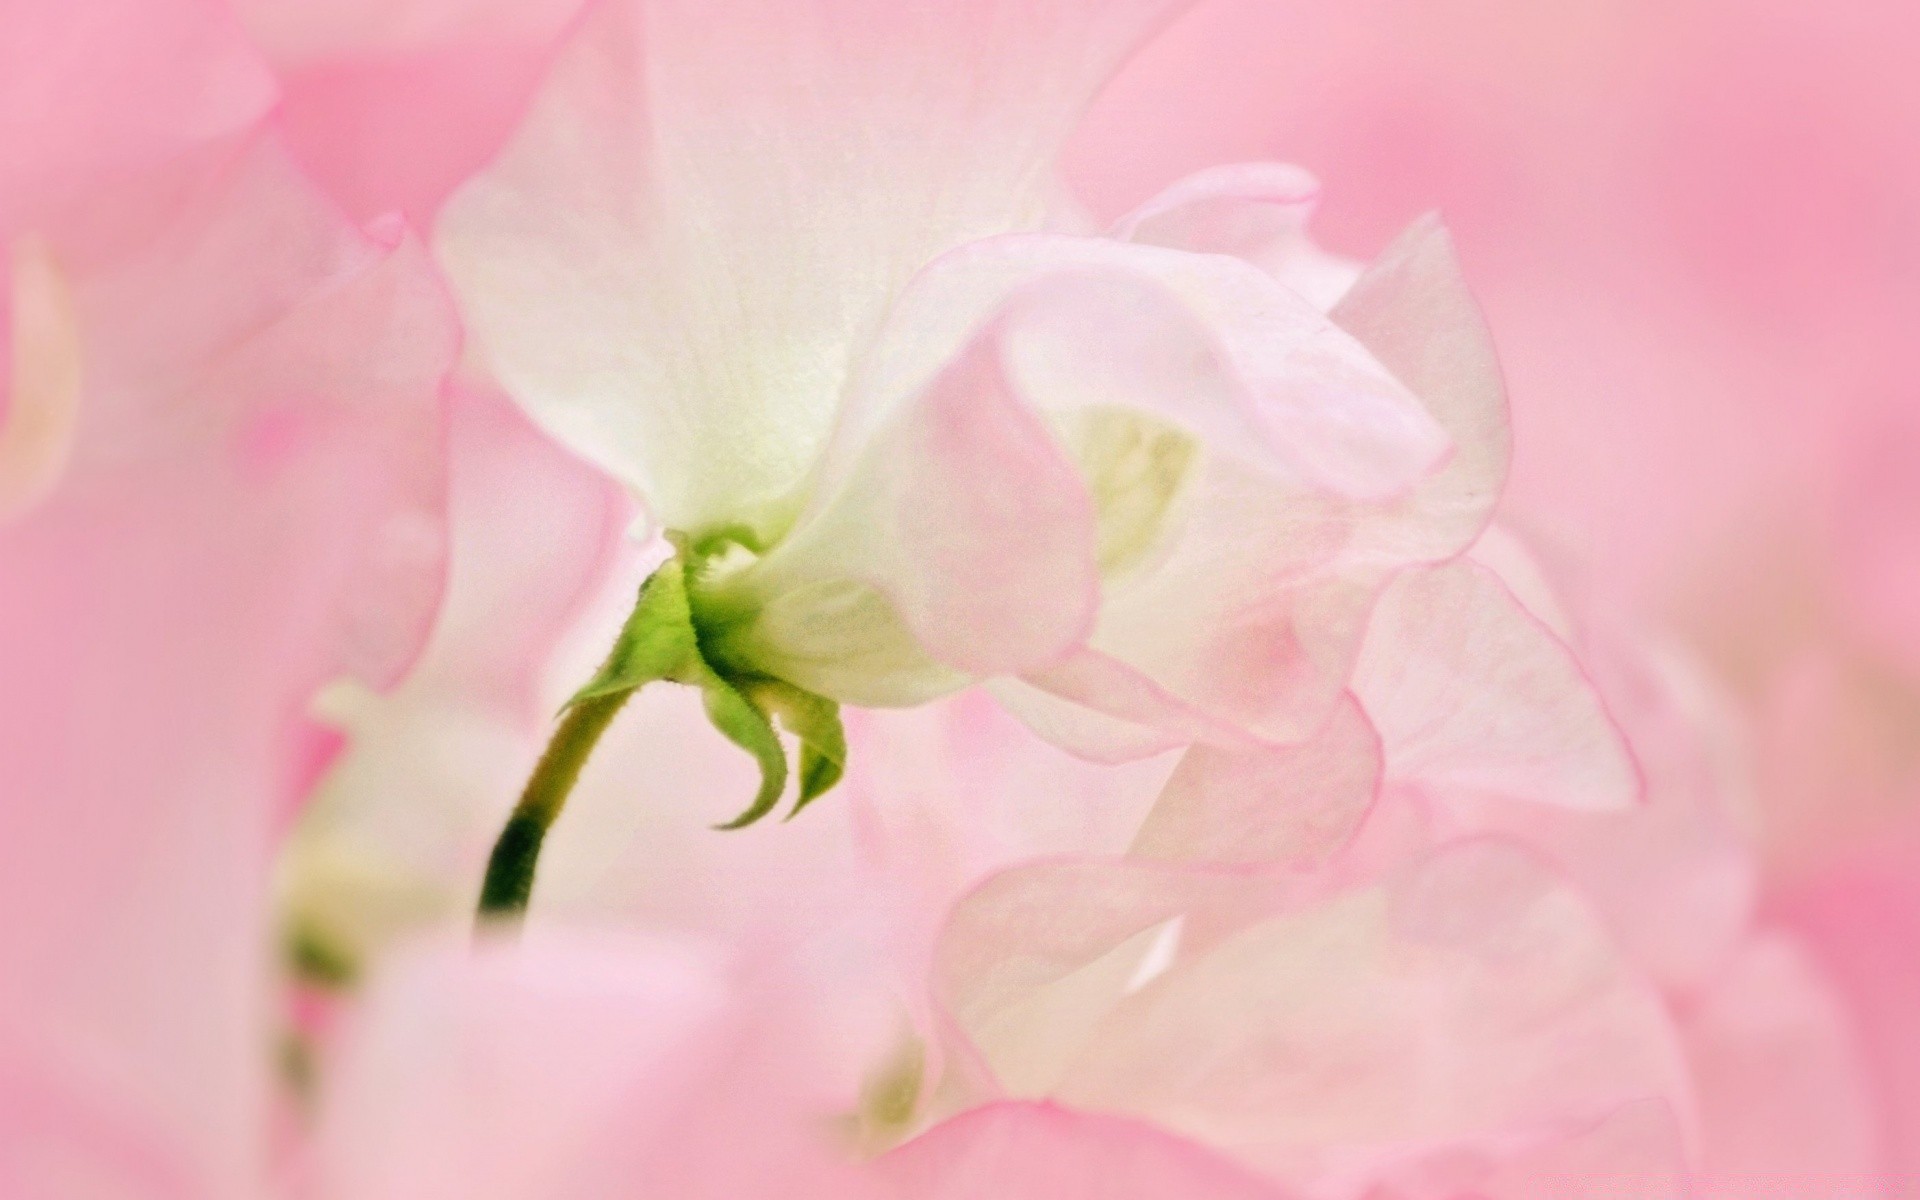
xmin=282 ymin=384 xmax=627 ymax=978
xmin=879 ymin=1101 xmax=1296 ymax=1200
xmin=0 ymin=0 xmax=276 ymax=232
xmin=0 ymin=136 xmax=458 ymax=1193
xmin=312 ymin=931 xmax=871 ymax=1200
xmin=232 ymin=0 xmax=588 ymax=226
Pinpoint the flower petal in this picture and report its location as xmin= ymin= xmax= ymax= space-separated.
xmin=0 ymin=141 xmax=457 ymax=1192
xmin=315 ymin=931 xmax=870 ymax=1200
xmin=713 ymin=318 xmax=1101 ymax=703
xmin=1113 ymin=162 xmax=1362 ymax=309
xmin=0 ymin=0 xmax=276 ymax=231
xmin=1332 ymin=215 xmax=1511 ymax=567
xmin=1008 ymin=219 xmax=1499 ymax=746
xmin=1352 ymin=559 xmax=1641 ymax=812
xmin=1684 ymin=936 xmax=1884 ymax=1200
xmin=437 ymin=0 xmax=1194 ymax=531
xmin=880 ymin=1102 xmax=1296 ymax=1200
xmin=729 ymin=233 xmax=1447 ymax=707
xmin=1130 ymin=694 xmax=1382 ymax=869
xmin=934 ymin=844 xmax=1692 ymax=1194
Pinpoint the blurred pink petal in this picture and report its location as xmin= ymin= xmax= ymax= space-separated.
xmin=314 ymin=930 xmax=869 ymax=1200
xmin=282 ymin=384 xmax=626 ymax=972
xmin=236 ymin=0 xmax=589 ymax=226
xmin=1681 ymin=934 xmax=1883 ymax=1199
xmin=0 ymin=138 xmax=457 ymax=1193
xmin=0 ymin=0 xmax=276 ymax=232
xmin=880 ymin=1101 xmax=1295 ymax=1200
xmin=1772 ymin=842 xmax=1920 ymax=1188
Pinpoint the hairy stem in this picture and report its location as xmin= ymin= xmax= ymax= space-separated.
xmin=477 ymin=690 xmax=633 ymax=922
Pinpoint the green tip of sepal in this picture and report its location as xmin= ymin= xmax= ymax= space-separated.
xmin=790 ymin=743 xmax=845 ymax=819
xmin=701 ymin=675 xmax=789 ymax=830
xmin=739 ymin=678 xmax=847 ymax=820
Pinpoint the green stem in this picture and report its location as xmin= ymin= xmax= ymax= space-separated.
xmin=477 ymin=690 xmax=633 ymax=922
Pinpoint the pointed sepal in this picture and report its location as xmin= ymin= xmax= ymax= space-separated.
xmin=746 ymin=679 xmax=848 ymax=817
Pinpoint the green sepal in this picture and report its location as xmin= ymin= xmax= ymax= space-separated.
xmin=568 ymin=558 xmax=705 ymax=705
xmin=559 ymin=550 xmax=847 ymax=834
xmin=746 ymin=679 xmax=847 ymax=817
xmin=699 ymin=672 xmax=788 ymax=830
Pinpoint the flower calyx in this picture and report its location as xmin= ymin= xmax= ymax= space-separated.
xmin=573 ymin=531 xmax=848 ymax=829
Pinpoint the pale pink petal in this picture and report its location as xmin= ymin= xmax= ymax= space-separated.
xmin=1113 ymin=162 xmax=1363 ymax=309
xmin=437 ymin=0 xmax=1194 ymax=531
xmin=711 ymin=313 xmax=1100 ymax=704
xmin=1772 ymin=850 xmax=1920 ymax=1189
xmin=987 ymin=674 xmax=1187 ymax=763
xmin=833 ymin=235 xmax=1448 ymax=502
xmin=727 ymin=234 xmax=1446 ymax=703
xmin=1130 ymin=693 xmax=1382 ymax=868
xmin=934 ymin=844 xmax=1691 ymax=1195
xmin=0 ymin=143 xmax=457 ymax=1193
xmin=1011 ymin=648 xmax=1262 ymax=758
xmin=879 ymin=1102 xmax=1296 ymax=1200
xmin=281 ymin=384 xmax=628 ymax=972
xmin=1683 ymin=934 xmax=1884 ymax=1200
xmin=239 ymin=0 xmax=588 ymax=226
xmin=0 ymin=0 xmax=276 ymax=232
xmin=1437 ymin=633 xmax=1758 ymax=992
xmin=1029 ymin=218 xmax=1500 ymax=746
xmin=314 ymin=931 xmax=871 ymax=1200
xmin=1067 ymin=459 xmax=1378 ymax=744
xmin=1352 ymin=560 xmax=1641 ymax=812
xmin=541 ymin=686 xmax=1173 ymax=1092
xmin=933 ymin=860 xmax=1294 ymax=1100
xmin=1332 ymin=216 xmax=1510 ymax=568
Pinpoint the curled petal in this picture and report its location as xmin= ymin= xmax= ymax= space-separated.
xmin=735 ymin=234 xmax=1448 ymax=710
xmin=845 ymin=236 xmax=1449 ymax=502
xmin=1353 ymin=560 xmax=1641 ymax=812
xmin=718 ymin=322 xmax=1101 ymax=703
xmin=1019 ymin=218 xmax=1502 ymax=746
xmin=934 ymin=844 xmax=1691 ymax=1193
xmin=1113 ymin=162 xmax=1362 ymax=309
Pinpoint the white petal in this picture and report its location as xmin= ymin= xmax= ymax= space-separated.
xmin=437 ymin=0 xmax=1193 ymax=533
